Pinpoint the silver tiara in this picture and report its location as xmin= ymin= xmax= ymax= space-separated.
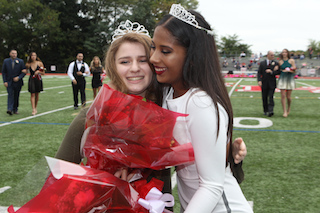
xmin=169 ymin=4 xmax=214 ymax=36
xmin=112 ymin=20 xmax=150 ymax=42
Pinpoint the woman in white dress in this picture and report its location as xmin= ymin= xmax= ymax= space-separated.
xmin=150 ymin=4 xmax=253 ymax=213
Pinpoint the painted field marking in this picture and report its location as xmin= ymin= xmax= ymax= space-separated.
xmin=228 ymin=78 xmax=243 ymax=97
xmin=296 ymin=81 xmax=315 ymax=87
xmin=234 ymin=117 xmax=273 ymax=129
xmin=0 ymin=85 xmax=70 ymax=97
xmin=0 ymin=101 xmax=93 ymax=128
xmin=0 ymin=186 xmax=11 ymax=194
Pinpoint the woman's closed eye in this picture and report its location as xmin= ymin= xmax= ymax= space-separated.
xmin=162 ymin=50 xmax=171 ymax=54
xmin=120 ymin=60 xmax=129 ymax=64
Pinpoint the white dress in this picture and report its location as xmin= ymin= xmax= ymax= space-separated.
xmin=163 ymin=87 xmax=253 ymax=213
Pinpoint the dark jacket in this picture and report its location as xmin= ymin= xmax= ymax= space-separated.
xmin=2 ymin=57 xmax=26 ymax=86
xmin=257 ymin=60 xmax=280 ymax=88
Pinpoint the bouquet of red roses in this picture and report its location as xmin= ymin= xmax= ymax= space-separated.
xmin=8 ymin=157 xmax=173 ymax=213
xmin=83 ymin=85 xmax=194 ymax=174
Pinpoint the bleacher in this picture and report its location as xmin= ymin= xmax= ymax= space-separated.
xmin=220 ymin=57 xmax=320 ymax=77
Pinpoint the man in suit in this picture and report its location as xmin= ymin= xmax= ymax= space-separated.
xmin=257 ymin=51 xmax=280 ymax=117
xmin=67 ymin=53 xmax=90 ymax=110
xmin=2 ymin=49 xmax=27 ymax=115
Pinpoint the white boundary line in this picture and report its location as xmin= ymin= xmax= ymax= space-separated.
xmin=0 ymin=186 xmax=11 ymax=194
xmin=296 ymin=81 xmax=316 ymax=87
xmin=0 ymin=100 xmax=93 ymax=128
xmin=0 ymin=85 xmax=71 ymax=97
xmin=171 ymin=78 xmax=243 ymax=189
xmin=0 ymin=82 xmax=92 ymax=97
xmin=228 ymin=78 xmax=243 ymax=97
xmin=0 ymin=105 xmax=74 ymax=127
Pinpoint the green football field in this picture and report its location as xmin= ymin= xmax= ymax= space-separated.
xmin=0 ymin=74 xmax=319 ymax=212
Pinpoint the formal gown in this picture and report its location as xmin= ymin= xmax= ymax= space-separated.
xmin=278 ymin=60 xmax=296 ymax=90
xmin=91 ymin=66 xmax=103 ymax=88
xmin=28 ymin=65 xmax=43 ymax=93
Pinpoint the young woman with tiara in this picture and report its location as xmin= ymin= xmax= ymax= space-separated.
xmin=150 ymin=4 xmax=253 ymax=212
xmin=54 ymin=19 xmax=248 ymax=202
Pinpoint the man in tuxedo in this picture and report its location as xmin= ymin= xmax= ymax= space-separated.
xmin=2 ymin=49 xmax=27 ymax=115
xmin=257 ymin=51 xmax=280 ymax=117
xmin=67 ymin=53 xmax=90 ymax=109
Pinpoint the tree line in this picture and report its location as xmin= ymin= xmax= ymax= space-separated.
xmin=0 ymin=0 xmax=198 ymax=72
xmin=1 ymin=0 xmax=256 ymax=73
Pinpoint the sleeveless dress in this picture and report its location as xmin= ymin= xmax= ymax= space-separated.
xmin=278 ymin=60 xmax=296 ymax=90
xmin=91 ymin=66 xmax=103 ymax=88
xmin=28 ymin=65 xmax=43 ymax=93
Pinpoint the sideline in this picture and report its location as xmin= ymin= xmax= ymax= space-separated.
xmin=228 ymin=78 xmax=243 ymax=97
xmin=0 ymin=84 xmax=92 ymax=97
xmin=0 ymin=105 xmax=74 ymax=127
xmin=0 ymin=101 xmax=93 ymax=128
xmin=296 ymin=80 xmax=316 ymax=87
xmin=0 ymin=85 xmax=70 ymax=97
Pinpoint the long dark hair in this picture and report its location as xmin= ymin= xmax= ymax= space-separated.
xmin=156 ymin=11 xmax=235 ymax=167
xmin=26 ymin=52 xmax=42 ymax=68
xmin=280 ymin=49 xmax=290 ymax=60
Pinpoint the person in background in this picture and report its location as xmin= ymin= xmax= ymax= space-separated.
xmin=278 ymin=49 xmax=296 ymax=118
xmin=150 ymin=4 xmax=252 ymax=212
xmin=2 ymin=49 xmax=27 ymax=115
xmin=25 ymin=52 xmax=45 ymax=116
xmin=308 ymin=47 xmax=313 ymax=59
xmin=257 ymin=50 xmax=280 ymax=117
xmin=67 ymin=53 xmax=90 ymax=109
xmin=89 ymin=56 xmax=106 ymax=98
xmin=240 ymin=51 xmax=246 ymax=58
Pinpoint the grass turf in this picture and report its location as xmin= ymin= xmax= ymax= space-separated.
xmin=0 ymin=75 xmax=319 ymax=212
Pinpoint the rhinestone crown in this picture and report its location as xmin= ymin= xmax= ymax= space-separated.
xmin=112 ymin=20 xmax=150 ymax=42
xmin=169 ymin=4 xmax=214 ymax=36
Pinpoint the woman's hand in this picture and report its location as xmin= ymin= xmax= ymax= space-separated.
xmin=232 ymin=137 xmax=247 ymax=164
xmin=114 ymin=168 xmax=141 ymax=182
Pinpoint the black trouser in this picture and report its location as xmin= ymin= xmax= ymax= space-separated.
xmin=261 ymin=85 xmax=275 ymax=113
xmin=72 ymin=80 xmax=86 ymax=107
xmin=7 ymin=81 xmax=22 ymax=112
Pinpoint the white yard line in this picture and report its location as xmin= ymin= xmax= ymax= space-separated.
xmin=0 ymin=85 xmax=70 ymax=97
xmin=171 ymin=171 xmax=177 ymax=190
xmin=0 ymin=206 xmax=19 ymax=213
xmin=296 ymin=81 xmax=316 ymax=87
xmin=0 ymin=186 xmax=11 ymax=194
xmin=0 ymin=100 xmax=93 ymax=128
xmin=0 ymin=82 xmax=92 ymax=97
xmin=0 ymin=105 xmax=73 ymax=127
xmin=228 ymin=78 xmax=243 ymax=97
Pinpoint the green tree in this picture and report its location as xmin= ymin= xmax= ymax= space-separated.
xmin=307 ymin=39 xmax=320 ymax=55
xmin=1 ymin=0 xmax=200 ymax=71
xmin=0 ymin=0 xmax=60 ymax=68
xmin=218 ymin=34 xmax=252 ymax=58
xmin=40 ymin=0 xmax=88 ymax=68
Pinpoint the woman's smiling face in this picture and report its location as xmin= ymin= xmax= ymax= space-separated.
xmin=150 ymin=25 xmax=187 ymax=91
xmin=115 ymin=42 xmax=153 ymax=97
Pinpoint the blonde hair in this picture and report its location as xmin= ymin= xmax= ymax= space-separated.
xmin=90 ymin=56 xmax=102 ymax=70
xmin=105 ymin=33 xmax=157 ymax=101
